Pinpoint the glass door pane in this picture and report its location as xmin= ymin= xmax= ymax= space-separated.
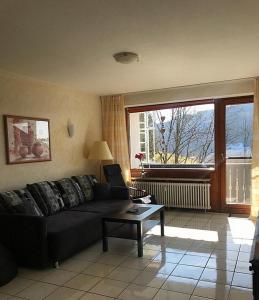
xmin=225 ymin=103 xmax=253 ymax=204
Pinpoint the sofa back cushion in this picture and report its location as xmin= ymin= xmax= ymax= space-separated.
xmin=27 ymin=182 xmax=64 ymax=216
xmin=14 ymin=189 xmax=43 ymax=216
xmin=55 ymin=178 xmax=81 ymax=208
xmin=72 ymin=176 xmax=94 ymax=202
xmin=0 ymin=191 xmax=26 ymax=214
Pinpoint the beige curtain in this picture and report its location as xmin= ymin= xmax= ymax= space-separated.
xmin=101 ymin=95 xmax=131 ymax=182
xmin=251 ymin=78 xmax=259 ymax=218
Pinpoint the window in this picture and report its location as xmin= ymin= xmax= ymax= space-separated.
xmin=129 ymin=102 xmax=215 ymax=168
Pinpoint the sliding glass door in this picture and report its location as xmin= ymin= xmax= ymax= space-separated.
xmin=218 ymin=97 xmax=253 ymax=214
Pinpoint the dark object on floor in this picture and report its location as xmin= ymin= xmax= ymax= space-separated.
xmin=0 ymin=244 xmax=17 ymax=286
xmin=103 ymin=164 xmax=156 ymax=204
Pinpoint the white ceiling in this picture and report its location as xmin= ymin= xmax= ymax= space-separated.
xmin=0 ymin=0 xmax=259 ymax=95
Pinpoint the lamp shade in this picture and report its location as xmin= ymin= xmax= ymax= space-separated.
xmin=88 ymin=141 xmax=113 ymax=160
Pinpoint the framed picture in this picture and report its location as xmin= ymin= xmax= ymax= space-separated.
xmin=3 ymin=115 xmax=51 ymax=164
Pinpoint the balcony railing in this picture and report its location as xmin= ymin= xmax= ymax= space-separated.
xmin=226 ymin=157 xmax=252 ymax=204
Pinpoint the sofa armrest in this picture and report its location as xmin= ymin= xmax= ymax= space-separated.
xmin=111 ymin=186 xmax=130 ymax=200
xmin=0 ymin=213 xmax=49 ymax=268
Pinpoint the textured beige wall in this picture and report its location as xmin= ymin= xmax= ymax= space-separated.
xmin=0 ymin=70 xmax=101 ymax=191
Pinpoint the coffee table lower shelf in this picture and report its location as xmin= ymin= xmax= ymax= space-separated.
xmin=102 ymin=204 xmax=165 ymax=257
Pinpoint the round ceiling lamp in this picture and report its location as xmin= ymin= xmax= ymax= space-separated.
xmin=113 ymin=52 xmax=139 ymax=64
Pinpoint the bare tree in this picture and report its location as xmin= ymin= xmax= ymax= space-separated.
xmin=154 ymin=107 xmax=214 ymax=164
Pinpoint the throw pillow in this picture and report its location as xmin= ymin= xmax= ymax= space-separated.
xmin=55 ymin=178 xmax=80 ymax=208
xmin=47 ymin=181 xmax=65 ymax=210
xmin=72 ymin=175 xmax=94 ymax=202
xmin=0 ymin=191 xmax=26 ymax=214
xmin=35 ymin=182 xmax=63 ymax=215
xmin=14 ymin=189 xmax=43 ymax=216
xmin=27 ymin=184 xmax=49 ymax=215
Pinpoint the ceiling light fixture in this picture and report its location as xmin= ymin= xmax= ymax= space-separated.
xmin=113 ymin=52 xmax=139 ymax=64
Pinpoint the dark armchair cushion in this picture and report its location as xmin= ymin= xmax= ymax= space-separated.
xmin=103 ymin=164 xmax=126 ymax=187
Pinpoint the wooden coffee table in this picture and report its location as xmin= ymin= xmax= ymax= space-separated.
xmin=102 ymin=204 xmax=165 ymax=257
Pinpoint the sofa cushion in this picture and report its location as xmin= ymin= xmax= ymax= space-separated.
xmin=47 ymin=211 xmax=102 ymax=261
xmin=27 ymin=184 xmax=49 ymax=215
xmin=72 ymin=176 xmax=94 ymax=202
xmin=55 ymin=178 xmax=80 ymax=208
xmin=0 ymin=191 xmax=25 ymax=214
xmin=93 ymin=183 xmax=112 ymax=201
xmin=27 ymin=182 xmax=63 ymax=216
xmin=71 ymin=199 xmax=131 ymax=215
xmin=14 ymin=189 xmax=43 ymax=216
xmin=47 ymin=182 xmax=65 ymax=210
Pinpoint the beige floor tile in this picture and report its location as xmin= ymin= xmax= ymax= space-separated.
xmin=200 ymin=268 xmax=233 ymax=285
xmin=228 ymin=286 xmax=253 ymax=300
xmin=162 ymin=275 xmax=197 ymax=294
xmin=153 ymin=289 xmax=191 ymax=300
xmin=40 ymin=269 xmax=77 ymax=285
xmin=129 ymin=249 xmax=160 ymax=260
xmin=80 ymin=293 xmax=115 ymax=300
xmin=64 ymin=274 xmax=101 ymax=291
xmin=18 ymin=268 xmax=50 ymax=281
xmin=210 ymin=250 xmax=238 ymax=261
xmin=214 ymin=242 xmax=240 ymax=251
xmin=60 ymin=258 xmax=92 ymax=272
xmin=193 ymin=281 xmax=230 ymax=300
xmin=190 ymin=296 xmax=210 ymax=300
xmin=96 ymin=254 xmax=127 ymax=266
xmin=118 ymin=284 xmax=158 ymax=300
xmin=133 ymin=271 xmax=168 ymax=288
xmin=16 ymin=281 xmax=58 ymax=300
xmin=90 ymin=279 xmax=128 ymax=298
xmin=44 ymin=287 xmax=84 ymax=300
xmin=179 ymin=255 xmax=208 ymax=267
xmin=206 ymin=258 xmax=236 ymax=271
xmin=232 ymin=272 xmax=252 ymax=289
xmin=108 ymin=267 xmax=140 ymax=283
xmin=235 ymin=261 xmax=251 ymax=274
xmin=83 ymin=263 xmax=115 ymax=277
xmin=238 ymin=251 xmax=251 ymax=262
xmin=73 ymin=250 xmax=101 ymax=262
xmin=0 ymin=293 xmax=10 ymax=300
xmin=145 ymin=261 xmax=177 ymax=275
xmin=153 ymin=252 xmax=183 ymax=264
xmin=172 ymin=265 xmax=203 ymax=280
xmin=120 ymin=257 xmax=151 ymax=270
xmin=0 ymin=277 xmax=34 ymax=296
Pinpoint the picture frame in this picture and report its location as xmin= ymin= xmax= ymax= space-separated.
xmin=3 ymin=115 xmax=51 ymax=164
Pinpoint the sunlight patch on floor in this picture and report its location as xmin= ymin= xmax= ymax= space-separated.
xmin=148 ymin=225 xmax=219 ymax=242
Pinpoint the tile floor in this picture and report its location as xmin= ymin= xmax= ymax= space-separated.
xmin=0 ymin=210 xmax=255 ymax=300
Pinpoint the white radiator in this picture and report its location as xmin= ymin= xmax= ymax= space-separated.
xmin=131 ymin=180 xmax=211 ymax=210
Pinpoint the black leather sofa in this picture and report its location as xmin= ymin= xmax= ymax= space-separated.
xmin=0 ymin=175 xmax=131 ymax=269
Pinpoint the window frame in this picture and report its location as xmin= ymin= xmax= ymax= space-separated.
xmin=126 ymin=98 xmax=215 ymax=170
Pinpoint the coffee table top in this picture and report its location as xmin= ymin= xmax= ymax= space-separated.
xmin=103 ymin=203 xmax=165 ymax=223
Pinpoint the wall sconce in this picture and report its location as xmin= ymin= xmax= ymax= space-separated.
xmin=67 ymin=119 xmax=74 ymax=137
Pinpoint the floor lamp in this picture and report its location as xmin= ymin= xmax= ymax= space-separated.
xmin=88 ymin=141 xmax=113 ymax=181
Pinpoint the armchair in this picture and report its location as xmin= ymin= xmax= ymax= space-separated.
xmin=103 ymin=164 xmax=155 ymax=204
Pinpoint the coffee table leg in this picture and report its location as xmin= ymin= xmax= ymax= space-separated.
xmin=102 ymin=220 xmax=108 ymax=252
xmin=137 ymin=222 xmax=143 ymax=257
xmin=160 ymin=210 xmax=165 ymax=236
